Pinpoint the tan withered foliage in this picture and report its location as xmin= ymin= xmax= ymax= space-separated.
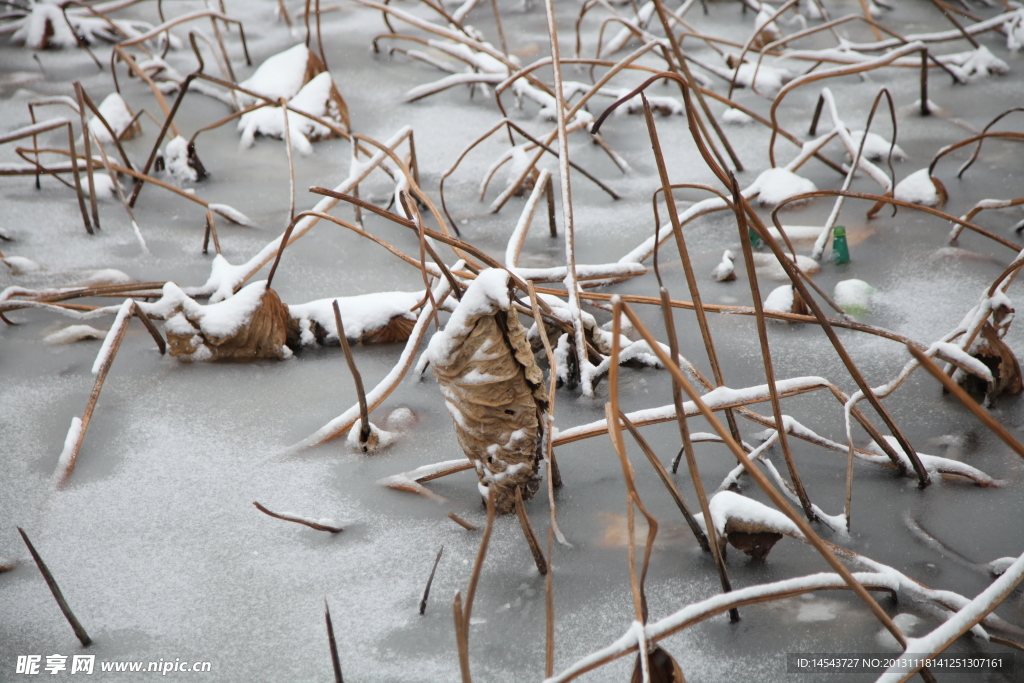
xmin=967 ymin=322 xmax=1023 ymax=402
xmin=429 ymin=272 xmax=547 ymax=513
xmin=631 ymin=646 xmax=686 ymax=683
xmin=723 ymin=521 xmax=784 ymax=561
xmin=304 ymin=313 xmax=415 ymax=345
xmin=167 ymin=286 xmax=298 ymax=361
xmin=302 ymin=51 xmax=350 ymax=134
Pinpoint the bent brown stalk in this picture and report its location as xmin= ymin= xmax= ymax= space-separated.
xmin=18 ymin=527 xmax=91 ymax=647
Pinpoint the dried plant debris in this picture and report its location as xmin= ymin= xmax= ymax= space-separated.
xmin=238 ymin=72 xmax=348 ymax=154
xmin=8 ymin=2 xmax=150 ymax=49
xmin=963 ymin=322 xmax=1023 ymax=402
xmin=87 ymin=93 xmax=141 ymax=144
xmin=894 ymin=169 xmax=947 ymax=207
xmin=289 ymin=291 xmax=421 ymax=347
xmin=346 ymin=419 xmax=396 ymax=454
xmin=43 ymin=325 xmax=106 ymax=346
xmin=696 ymin=491 xmax=804 ymax=560
xmin=631 ymin=646 xmax=686 ymax=683
xmin=155 ymin=136 xmax=208 ymax=184
xmin=426 ymin=269 xmax=547 ymax=513
xmin=158 ymin=282 xmax=298 ymax=362
xmin=764 ymin=285 xmax=810 ymax=317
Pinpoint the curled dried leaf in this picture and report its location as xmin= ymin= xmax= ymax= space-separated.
xmin=166 ymin=282 xmax=298 ymax=361
xmin=631 ymin=646 xmax=686 ymax=683
xmin=965 ymin=322 xmax=1022 ymax=402
xmin=427 ymin=270 xmax=547 ymax=513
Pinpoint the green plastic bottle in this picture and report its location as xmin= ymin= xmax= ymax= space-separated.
xmin=748 ymin=227 xmax=762 ymax=248
xmin=832 ymin=225 xmax=850 ymax=265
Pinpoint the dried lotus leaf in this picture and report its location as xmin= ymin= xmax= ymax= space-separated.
xmin=304 ymin=50 xmax=350 ymax=132
xmin=631 ymin=646 xmax=686 ymax=683
xmin=166 ymin=284 xmax=298 ymax=361
xmin=964 ymin=322 xmax=1023 ymax=402
xmin=429 ymin=270 xmax=547 ymax=513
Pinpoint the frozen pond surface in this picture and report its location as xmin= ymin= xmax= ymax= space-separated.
xmin=2 ymin=0 xmax=1024 ymax=681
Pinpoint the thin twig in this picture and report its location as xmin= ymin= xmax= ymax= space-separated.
xmin=419 ymin=546 xmax=444 ymax=615
xmin=332 ymin=300 xmax=371 ymax=444
xmin=447 ymin=511 xmax=479 ymax=530
xmin=17 ymin=527 xmax=91 ymax=647
xmin=513 ymin=487 xmax=548 ymax=575
xmin=324 ymin=600 xmax=344 ymax=683
xmin=252 ymin=501 xmax=344 ymax=533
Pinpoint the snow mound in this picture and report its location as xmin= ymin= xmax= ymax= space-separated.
xmin=755 ymin=167 xmax=817 ymax=207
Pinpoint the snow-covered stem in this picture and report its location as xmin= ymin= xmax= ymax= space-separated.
xmin=543 ymin=0 xmax=595 ymax=398
xmin=544 ymin=571 xmax=900 ymax=683
xmin=907 ymin=345 xmax=1024 ymax=460
xmin=729 ymin=173 xmax=816 ymax=522
xmin=252 ymin=501 xmax=343 ymax=533
xmin=768 ymin=41 xmax=929 ymax=167
xmin=526 ymin=283 xmax=569 ymax=547
xmin=55 ymin=299 xmax=134 ymax=486
xmin=617 ymin=300 xmax=913 ymax=651
xmin=505 ymin=170 xmax=552 ymax=268
xmin=197 ymin=126 xmax=412 ymax=301
xmin=876 ymin=551 xmax=1024 ymax=682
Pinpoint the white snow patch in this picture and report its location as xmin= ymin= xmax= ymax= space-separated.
xmin=894 ymin=169 xmax=942 ymax=207
xmin=755 ymin=167 xmax=817 ymax=207
xmin=43 ymin=325 xmax=106 ymax=345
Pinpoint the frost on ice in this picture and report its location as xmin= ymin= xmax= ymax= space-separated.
xmin=426 ymin=269 xmax=547 ymax=513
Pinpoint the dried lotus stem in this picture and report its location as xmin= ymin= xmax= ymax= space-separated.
xmin=18 ymin=528 xmax=91 ymax=647
xmin=419 ymin=546 xmax=444 ymax=615
xmin=332 ymin=300 xmax=371 ymax=444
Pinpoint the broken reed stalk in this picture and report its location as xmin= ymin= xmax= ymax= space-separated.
xmin=419 ymin=546 xmax=444 ymax=615
xmin=639 ymin=93 xmax=744 ymax=448
xmin=202 ymin=211 xmax=221 ymax=255
xmin=614 ymin=299 xmax=920 ymax=659
xmin=618 ymin=411 xmax=710 ymax=553
xmin=489 ymin=0 xmax=509 ymax=56
xmin=545 ymin=526 xmax=555 ymax=678
xmin=728 ymin=173 xmax=817 ymax=524
xmin=452 ymin=592 xmax=471 ymax=683
xmin=324 ymin=600 xmax=344 ymax=683
xmin=453 ymin=487 xmax=496 ymax=683
xmin=332 ymin=300 xmax=371 ymax=443
xmin=651 ymin=0 xmax=742 ymax=172
xmin=526 ymin=282 xmax=568 ymax=548
xmin=543 ymin=0 xmax=593 ymax=397
xmin=607 ymin=306 xmax=665 ymax=632
xmin=630 ymin=288 xmax=738 ymax=621
xmin=87 ymin=127 xmax=150 ymax=253
xmin=747 ymin=197 xmax=931 ymax=484
xmin=447 ymin=511 xmax=478 ymax=531
xmin=596 ymin=71 xmax=929 ymax=486
xmin=906 ymin=344 xmax=1024 ymax=460
xmin=252 ymin=502 xmax=343 ymax=532
xmin=73 ymin=83 xmax=100 ymax=232
xmin=279 ymin=97 xmax=296 ymax=223
xmin=17 ymin=527 xmax=91 ymax=647
xmin=131 ymin=302 xmax=166 ymax=355
xmin=513 ymin=487 xmax=548 ymax=575
xmin=56 ymin=301 xmax=132 ymax=486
